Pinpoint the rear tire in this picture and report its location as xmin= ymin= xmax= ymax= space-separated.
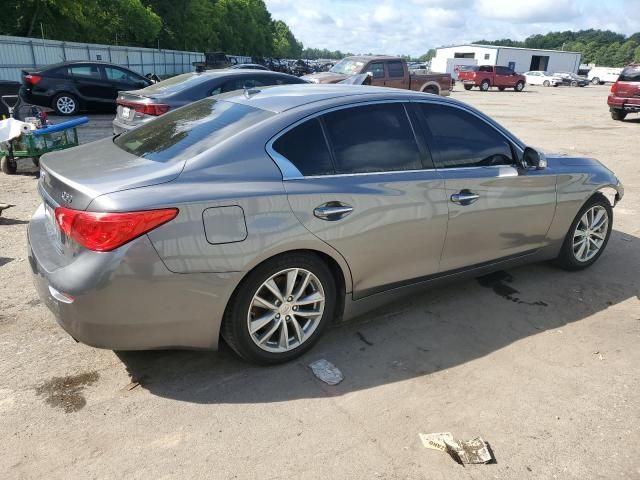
xmin=53 ymin=93 xmax=79 ymax=116
xmin=515 ymin=81 xmax=525 ymax=92
xmin=463 ymin=84 xmax=473 ymax=91
xmin=1 ymin=156 xmax=17 ymax=175
xmin=222 ymin=252 xmax=337 ymax=364
xmin=498 ymin=87 xmax=505 ymax=91
xmin=423 ymin=85 xmax=439 ymax=95
xmin=480 ymin=80 xmax=490 ymax=91
xmin=556 ymin=193 xmax=612 ymax=271
xmin=611 ymin=109 xmax=627 ymax=121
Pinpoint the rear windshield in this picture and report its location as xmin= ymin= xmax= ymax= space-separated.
xmin=138 ymin=72 xmax=213 ymax=96
xmin=619 ymin=65 xmax=640 ymax=82
xmin=458 ymin=66 xmax=478 ymax=71
xmin=114 ymin=98 xmax=273 ymax=162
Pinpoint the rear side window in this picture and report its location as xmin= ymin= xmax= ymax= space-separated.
xmin=114 ymin=98 xmax=273 ymax=163
xmin=272 ymin=118 xmax=334 ymax=176
xmin=222 ymin=77 xmax=270 ymax=92
xmin=418 ymin=104 xmax=513 ymax=168
xmin=478 ymin=66 xmax=494 ymax=73
xmin=619 ymin=65 xmax=640 ymax=82
xmin=69 ymin=65 xmax=101 ymax=78
xmin=387 ymin=61 xmax=404 ymax=78
xmin=322 ymin=103 xmax=422 ymax=174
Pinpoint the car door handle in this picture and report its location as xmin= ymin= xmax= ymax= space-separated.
xmin=313 ymin=203 xmax=353 ymax=221
xmin=450 ymin=191 xmax=480 ymax=205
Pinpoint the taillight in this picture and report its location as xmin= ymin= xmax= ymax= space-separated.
xmin=54 ymin=207 xmax=178 ymax=252
xmin=610 ymin=82 xmax=619 ymax=94
xmin=117 ymin=99 xmax=170 ymax=116
xmin=24 ymin=74 xmax=42 ymax=85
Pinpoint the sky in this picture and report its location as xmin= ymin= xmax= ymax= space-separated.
xmin=264 ymin=0 xmax=640 ymax=57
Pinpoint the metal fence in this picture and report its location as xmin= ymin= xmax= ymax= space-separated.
xmin=0 ymin=35 xmax=204 ymax=82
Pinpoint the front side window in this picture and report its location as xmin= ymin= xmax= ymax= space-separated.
xmin=418 ymin=104 xmax=513 ymax=169
xmin=496 ymin=66 xmax=513 ymax=75
xmin=272 ymin=118 xmax=334 ymax=176
xmin=104 ymin=67 xmax=140 ymax=83
xmin=367 ymin=63 xmax=385 ymax=79
xmin=322 ymin=103 xmax=422 ymax=174
xmin=387 ymin=61 xmax=404 ymax=78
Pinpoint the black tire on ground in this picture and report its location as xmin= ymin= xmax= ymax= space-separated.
xmin=498 ymin=87 xmax=505 ymax=91
xmin=610 ymin=109 xmax=627 ymax=121
xmin=423 ymin=85 xmax=439 ymax=95
xmin=515 ymin=81 xmax=525 ymax=92
xmin=556 ymin=193 xmax=613 ymax=271
xmin=591 ymin=77 xmax=600 ymax=85
xmin=52 ymin=93 xmax=79 ymax=116
xmin=222 ymin=252 xmax=337 ymax=365
xmin=480 ymin=80 xmax=490 ymax=91
xmin=543 ymin=80 xmax=550 ymax=87
xmin=1 ymin=156 xmax=17 ymax=175
xmin=571 ymin=81 xmax=578 ymax=87
xmin=463 ymin=84 xmax=473 ymax=91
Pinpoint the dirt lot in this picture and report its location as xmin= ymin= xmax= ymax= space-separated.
xmin=1 ymin=85 xmax=638 ymax=479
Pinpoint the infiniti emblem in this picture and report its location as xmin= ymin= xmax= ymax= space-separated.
xmin=61 ymin=191 xmax=73 ymax=204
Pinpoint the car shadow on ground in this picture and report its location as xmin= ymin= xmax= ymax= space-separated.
xmin=117 ymin=229 xmax=640 ymax=404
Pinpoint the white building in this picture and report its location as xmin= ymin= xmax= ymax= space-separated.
xmin=431 ymin=44 xmax=581 ymax=78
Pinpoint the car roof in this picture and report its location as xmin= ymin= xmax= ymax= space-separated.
xmin=220 ymin=83 xmax=459 ymax=113
xmin=36 ymin=60 xmax=140 ymax=72
xmin=342 ymin=55 xmax=400 ymax=62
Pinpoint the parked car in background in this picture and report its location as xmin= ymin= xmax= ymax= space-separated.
xmin=458 ymin=65 xmax=526 ymax=91
xmin=193 ymin=51 xmax=235 ymax=71
xmin=523 ymin=71 xmax=562 ymax=87
xmin=113 ymin=70 xmax=307 ymax=134
xmin=608 ymin=64 xmax=640 ymax=121
xmin=29 ymin=84 xmax=623 ymax=364
xmin=230 ymin=64 xmax=270 ymax=71
xmin=588 ymin=67 xmax=622 ymax=85
xmin=303 ymin=56 xmax=451 ymax=96
xmin=19 ymin=61 xmax=153 ymax=115
xmin=554 ymin=72 xmax=589 ymax=87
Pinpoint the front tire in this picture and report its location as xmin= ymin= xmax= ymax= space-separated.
xmin=556 ymin=194 xmax=612 ymax=271
xmin=543 ymin=80 xmax=550 ymax=87
xmin=222 ymin=253 xmax=337 ymax=364
xmin=591 ymin=77 xmax=600 ymax=85
xmin=480 ymin=80 xmax=490 ymax=91
xmin=611 ymin=109 xmax=627 ymax=121
xmin=1 ymin=156 xmax=17 ymax=175
xmin=53 ymin=93 xmax=79 ymax=115
xmin=515 ymin=81 xmax=525 ymax=92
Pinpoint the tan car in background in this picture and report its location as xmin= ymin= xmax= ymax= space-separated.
xmin=304 ymin=55 xmax=452 ymax=96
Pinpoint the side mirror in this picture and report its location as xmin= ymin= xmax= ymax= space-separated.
xmin=523 ymin=147 xmax=547 ymax=170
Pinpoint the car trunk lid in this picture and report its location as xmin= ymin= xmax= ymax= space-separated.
xmin=39 ymin=136 xmax=185 ymax=211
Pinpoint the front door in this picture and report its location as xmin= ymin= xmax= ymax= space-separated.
xmin=495 ymin=66 xmax=517 ymax=87
xmin=271 ymin=102 xmax=448 ymax=297
xmin=414 ymin=102 xmax=556 ymax=271
xmin=366 ymin=62 xmax=386 ymax=87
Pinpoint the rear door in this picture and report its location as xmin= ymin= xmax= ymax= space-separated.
xmin=68 ymin=64 xmax=112 ymax=104
xmin=385 ymin=60 xmax=408 ymax=89
xmin=414 ymin=102 xmax=556 ymax=271
xmin=273 ymin=102 xmax=449 ymax=298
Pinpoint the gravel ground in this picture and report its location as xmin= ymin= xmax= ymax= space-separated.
xmin=0 ymin=85 xmax=638 ymax=479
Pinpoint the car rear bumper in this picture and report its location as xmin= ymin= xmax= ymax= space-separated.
xmin=608 ymin=94 xmax=640 ymax=112
xmin=112 ymin=117 xmax=138 ymax=135
xmin=19 ymin=86 xmax=52 ymax=109
xmin=27 ymin=203 xmax=241 ymax=350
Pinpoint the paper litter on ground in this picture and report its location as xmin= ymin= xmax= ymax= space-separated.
xmin=308 ymin=359 xmax=343 ymax=385
xmin=419 ymin=432 xmax=493 ymax=465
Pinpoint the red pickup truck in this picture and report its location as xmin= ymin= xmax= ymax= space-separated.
xmin=458 ymin=65 xmax=526 ymax=92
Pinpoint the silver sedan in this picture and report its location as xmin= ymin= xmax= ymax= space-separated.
xmin=28 ymin=84 xmax=623 ymax=364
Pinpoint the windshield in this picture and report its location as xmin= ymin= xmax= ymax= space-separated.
xmin=619 ymin=65 xmax=640 ymax=82
xmin=330 ymin=59 xmax=366 ymax=75
xmin=136 ymin=72 xmax=213 ymax=97
xmin=114 ymin=98 xmax=273 ymax=163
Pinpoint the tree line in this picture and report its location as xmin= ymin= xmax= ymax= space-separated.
xmin=472 ymin=29 xmax=640 ymax=67
xmin=0 ymin=0 xmax=304 ymax=58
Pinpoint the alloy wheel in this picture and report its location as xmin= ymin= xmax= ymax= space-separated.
xmin=247 ymin=268 xmax=325 ymax=353
xmin=56 ymin=96 xmax=76 ymax=114
xmin=572 ymin=205 xmax=608 ymax=262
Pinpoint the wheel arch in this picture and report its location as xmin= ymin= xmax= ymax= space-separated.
xmin=420 ymin=81 xmax=440 ymax=94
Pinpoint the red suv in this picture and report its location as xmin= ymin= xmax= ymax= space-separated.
xmin=608 ymin=64 xmax=640 ymax=121
xmin=458 ymin=65 xmax=526 ymax=92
